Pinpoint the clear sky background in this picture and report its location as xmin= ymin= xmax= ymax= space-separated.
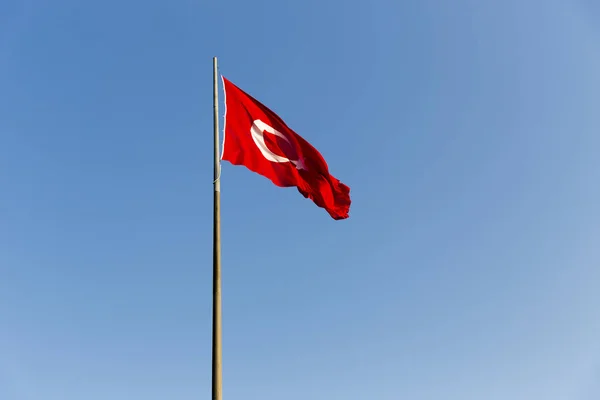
xmin=1 ymin=0 xmax=600 ymax=399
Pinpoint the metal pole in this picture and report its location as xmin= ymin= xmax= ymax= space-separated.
xmin=211 ymin=56 xmax=222 ymax=400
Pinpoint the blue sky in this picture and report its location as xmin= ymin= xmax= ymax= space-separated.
xmin=1 ymin=0 xmax=600 ymax=399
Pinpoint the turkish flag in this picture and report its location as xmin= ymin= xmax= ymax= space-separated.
xmin=222 ymin=77 xmax=351 ymax=220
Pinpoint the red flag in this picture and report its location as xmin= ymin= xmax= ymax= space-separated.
xmin=221 ymin=77 xmax=351 ymax=220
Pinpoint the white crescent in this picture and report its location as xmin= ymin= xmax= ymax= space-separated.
xmin=250 ymin=119 xmax=306 ymax=170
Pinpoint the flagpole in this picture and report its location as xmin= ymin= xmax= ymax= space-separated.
xmin=212 ymin=56 xmax=223 ymax=400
